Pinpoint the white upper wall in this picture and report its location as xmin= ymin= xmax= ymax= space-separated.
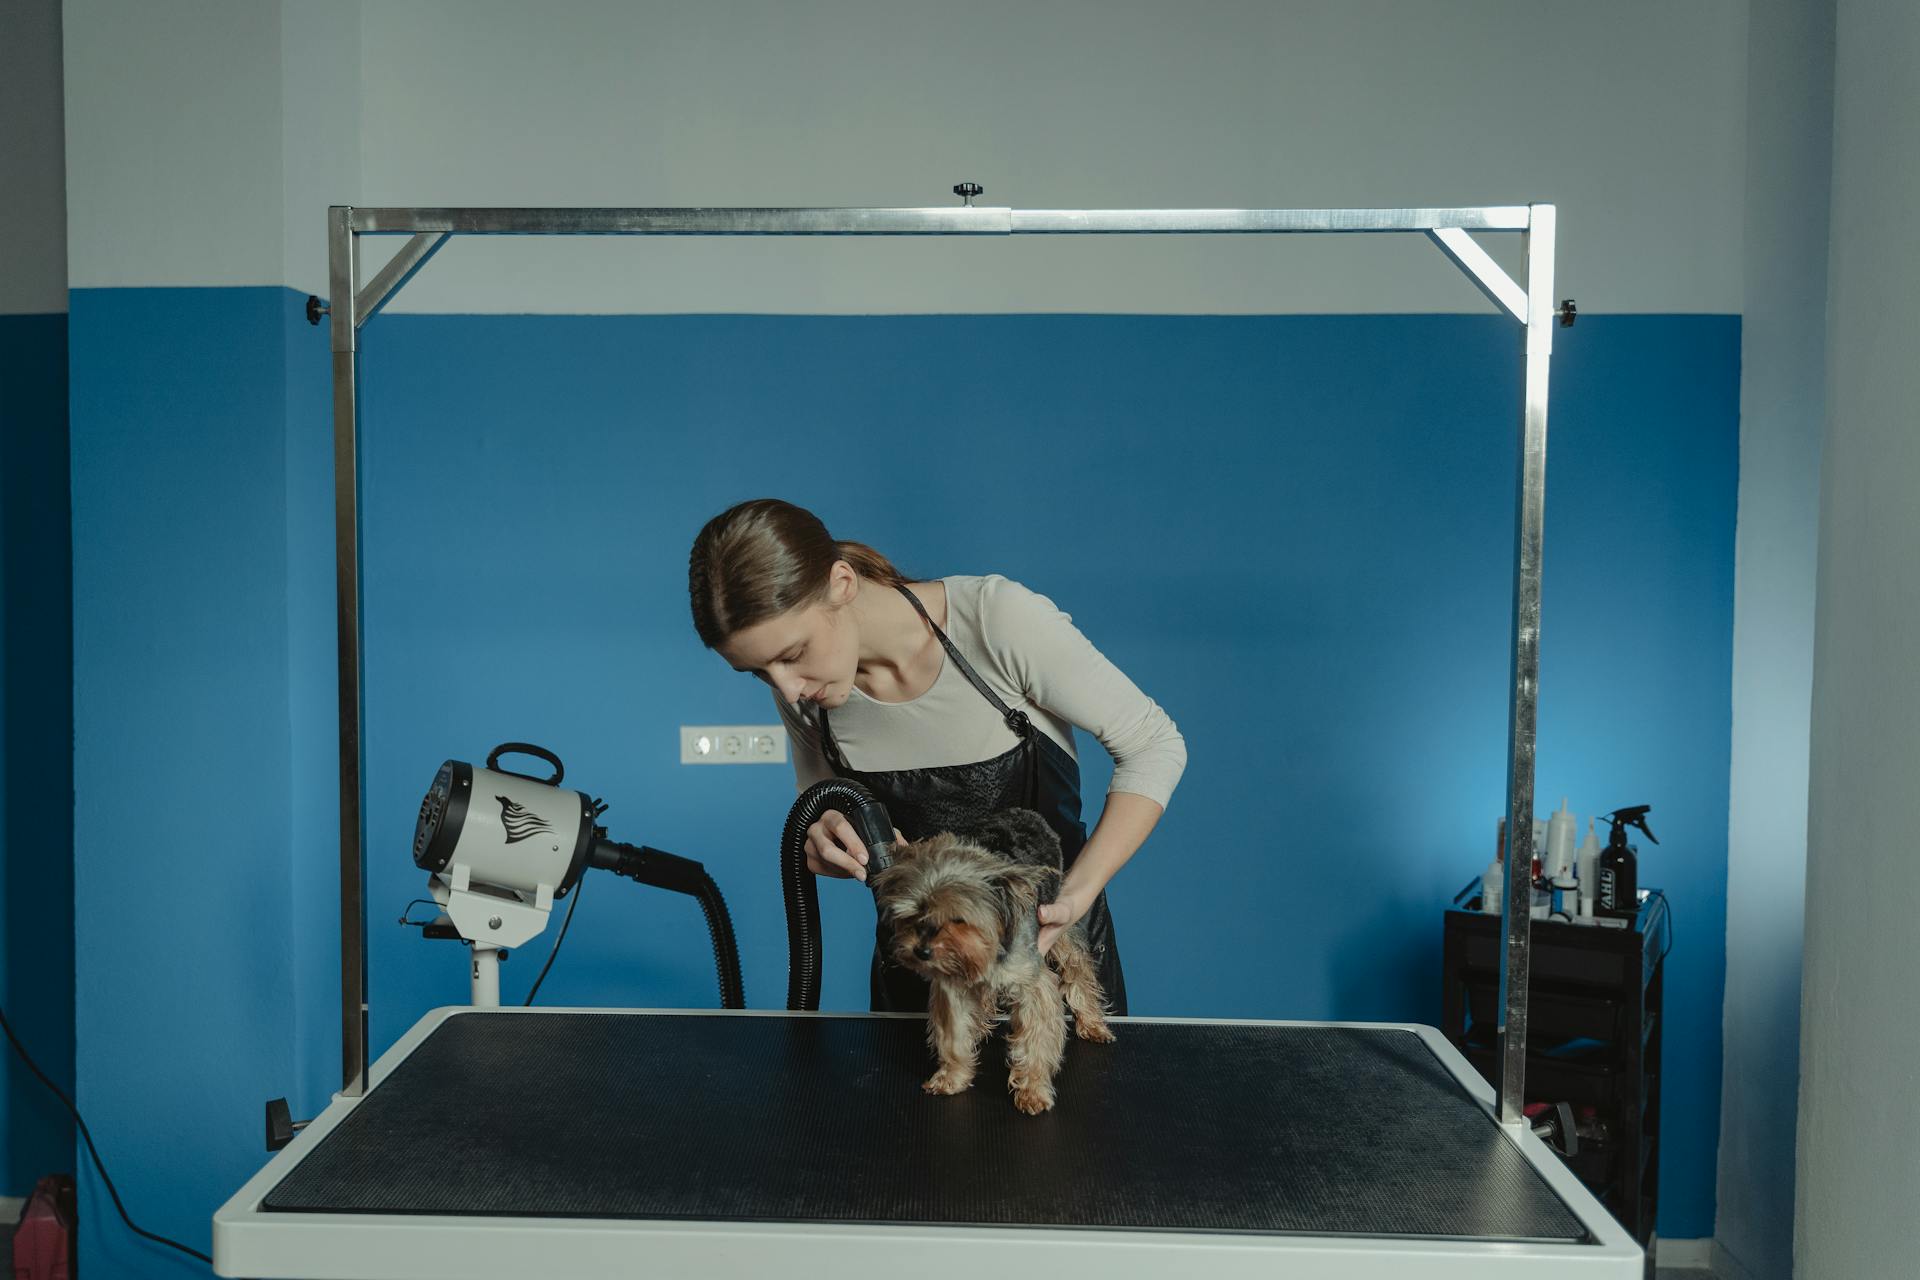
xmin=282 ymin=1 xmax=361 ymax=290
xmin=65 ymin=0 xmax=1748 ymax=314
xmin=1 ymin=0 xmax=68 ymax=314
xmin=64 ymin=0 xmax=285 ymax=293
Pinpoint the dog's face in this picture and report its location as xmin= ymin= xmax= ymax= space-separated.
xmin=873 ymin=833 xmax=1030 ymax=985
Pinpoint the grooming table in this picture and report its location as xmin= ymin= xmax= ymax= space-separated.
xmin=213 ymin=1008 xmax=1642 ymax=1278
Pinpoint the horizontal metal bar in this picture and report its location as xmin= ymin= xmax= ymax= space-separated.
xmin=352 ymin=207 xmax=1014 ymax=235
xmin=356 ymin=232 xmax=449 ymax=328
xmin=349 ymin=205 xmax=1533 ymax=237
xmin=1013 ymin=207 xmax=1532 ymax=233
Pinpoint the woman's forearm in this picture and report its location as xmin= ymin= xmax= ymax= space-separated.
xmin=1063 ymin=790 xmax=1164 ymax=901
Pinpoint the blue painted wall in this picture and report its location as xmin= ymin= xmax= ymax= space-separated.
xmin=65 ymin=292 xmax=1735 ymax=1271
xmin=0 ymin=313 xmax=76 ymax=1194
xmin=67 ymin=289 xmax=299 ymax=1275
xmin=355 ymin=310 xmax=1736 ymax=1238
xmin=282 ymin=297 xmax=343 ymax=1132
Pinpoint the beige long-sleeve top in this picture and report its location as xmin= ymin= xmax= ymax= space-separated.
xmin=776 ymin=574 xmax=1186 ymax=809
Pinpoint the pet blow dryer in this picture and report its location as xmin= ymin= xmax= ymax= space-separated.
xmin=778 ymin=778 xmax=897 ymax=1011
xmin=413 ymin=742 xmax=745 ymax=1008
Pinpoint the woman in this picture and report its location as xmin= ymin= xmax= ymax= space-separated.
xmin=688 ymin=498 xmax=1184 ymax=1014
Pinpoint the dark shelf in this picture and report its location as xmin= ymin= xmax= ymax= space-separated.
xmin=1442 ymin=889 xmax=1667 ymax=1267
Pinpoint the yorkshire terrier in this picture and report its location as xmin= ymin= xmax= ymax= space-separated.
xmin=870 ymin=808 xmax=1115 ymax=1115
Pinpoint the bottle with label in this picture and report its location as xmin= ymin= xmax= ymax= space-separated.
xmin=1597 ymin=805 xmax=1658 ymax=921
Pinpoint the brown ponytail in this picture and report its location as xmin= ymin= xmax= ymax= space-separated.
xmin=832 ymin=541 xmax=909 ymax=591
xmin=688 ymin=499 xmax=909 ymax=649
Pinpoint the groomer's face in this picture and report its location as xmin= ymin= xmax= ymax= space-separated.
xmin=718 ymin=565 xmax=860 ymax=709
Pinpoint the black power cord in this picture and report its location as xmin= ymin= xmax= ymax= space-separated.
xmin=1647 ymin=887 xmax=1674 ymax=964
xmin=0 ymin=1004 xmax=210 ymax=1266
xmin=524 ymin=868 xmax=585 ymax=1006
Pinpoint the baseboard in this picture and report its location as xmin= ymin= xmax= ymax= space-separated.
xmin=1655 ymin=1237 xmax=1715 ymax=1269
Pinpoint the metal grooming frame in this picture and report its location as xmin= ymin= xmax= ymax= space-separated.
xmin=321 ymin=201 xmax=1565 ymax=1128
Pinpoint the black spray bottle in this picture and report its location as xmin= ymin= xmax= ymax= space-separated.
xmin=1597 ymin=805 xmax=1657 ymax=920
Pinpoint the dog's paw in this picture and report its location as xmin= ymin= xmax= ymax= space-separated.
xmin=1011 ymin=1083 xmax=1056 ymax=1115
xmin=923 ymin=1068 xmax=973 ymax=1096
xmin=1074 ymin=1018 xmax=1117 ymax=1044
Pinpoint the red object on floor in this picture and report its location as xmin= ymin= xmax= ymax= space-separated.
xmin=11 ymin=1173 xmax=76 ymax=1280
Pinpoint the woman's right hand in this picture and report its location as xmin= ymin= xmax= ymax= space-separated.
xmin=805 ymin=809 xmax=871 ymax=882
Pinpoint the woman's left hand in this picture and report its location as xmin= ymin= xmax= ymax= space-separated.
xmin=1037 ymin=889 xmax=1091 ymax=955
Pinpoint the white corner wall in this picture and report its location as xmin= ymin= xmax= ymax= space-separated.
xmin=1718 ymin=2 xmax=1833 ymax=1277
xmin=281 ymin=2 xmax=362 ymax=288
xmin=62 ymin=0 xmax=285 ymax=290
xmin=1797 ymin=0 xmax=1920 ymax=1275
xmin=63 ymin=0 xmax=363 ymax=299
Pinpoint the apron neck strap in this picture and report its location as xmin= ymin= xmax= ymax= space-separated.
xmin=895 ymin=583 xmax=1031 ymax=737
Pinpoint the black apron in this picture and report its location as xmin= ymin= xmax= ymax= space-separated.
xmin=818 ymin=584 xmax=1128 ymax=1016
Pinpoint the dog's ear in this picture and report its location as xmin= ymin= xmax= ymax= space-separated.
xmin=990 ymin=863 xmax=1049 ymax=941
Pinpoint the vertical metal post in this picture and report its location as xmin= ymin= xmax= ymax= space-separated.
xmin=328 ymin=206 xmax=370 ymax=1097
xmin=1497 ymin=203 xmax=1555 ymax=1127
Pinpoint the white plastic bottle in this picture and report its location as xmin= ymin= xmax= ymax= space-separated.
xmin=1482 ymin=858 xmax=1504 ymax=915
xmin=1547 ymin=798 xmax=1577 ymax=880
xmin=1576 ymin=819 xmax=1602 ymax=921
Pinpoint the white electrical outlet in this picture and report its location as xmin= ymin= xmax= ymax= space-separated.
xmin=680 ymin=724 xmax=788 ymax=765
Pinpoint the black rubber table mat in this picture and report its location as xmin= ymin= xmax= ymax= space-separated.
xmin=263 ymin=1012 xmax=1587 ymax=1241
